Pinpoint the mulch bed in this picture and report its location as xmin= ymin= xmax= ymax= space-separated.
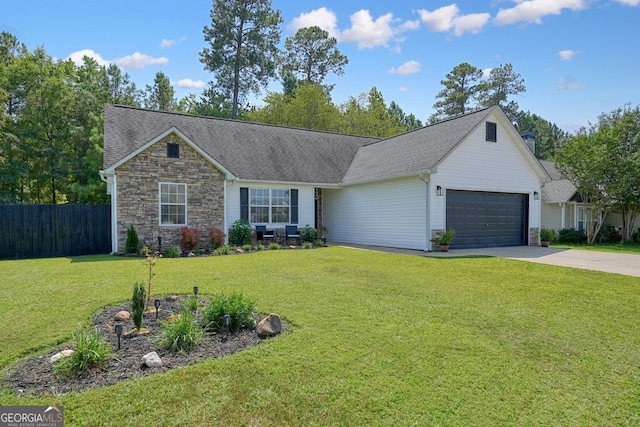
xmin=5 ymin=296 xmax=272 ymax=397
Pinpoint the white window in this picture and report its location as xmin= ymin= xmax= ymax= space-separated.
xmin=577 ymin=206 xmax=585 ymax=230
xmin=159 ymin=182 xmax=187 ymax=225
xmin=250 ymin=188 xmax=290 ymax=223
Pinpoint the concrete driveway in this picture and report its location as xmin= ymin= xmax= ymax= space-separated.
xmin=425 ymin=246 xmax=640 ymax=277
xmin=334 ymin=243 xmax=640 ymax=278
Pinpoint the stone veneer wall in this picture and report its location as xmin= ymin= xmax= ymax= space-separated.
xmin=115 ymin=134 xmax=225 ymax=253
xmin=529 ymin=227 xmax=540 ymax=246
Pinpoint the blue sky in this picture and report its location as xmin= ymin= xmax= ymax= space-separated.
xmin=2 ymin=0 xmax=639 ymax=132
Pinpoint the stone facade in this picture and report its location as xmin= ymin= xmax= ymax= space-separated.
xmin=529 ymin=227 xmax=540 ymax=246
xmin=115 ymin=134 xmax=225 ymax=253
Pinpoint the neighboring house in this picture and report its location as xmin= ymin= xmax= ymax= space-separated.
xmin=539 ymin=160 xmax=640 ymax=234
xmin=100 ymin=104 xmax=549 ymax=253
xmin=539 ymin=160 xmax=583 ymax=231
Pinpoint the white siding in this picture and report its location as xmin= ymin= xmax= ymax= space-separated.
xmin=431 ymin=113 xmax=543 ymax=232
xmin=323 ymin=177 xmax=428 ymax=250
xmin=542 ymin=202 xmax=563 ymax=231
xmin=226 ymin=181 xmax=316 ymax=229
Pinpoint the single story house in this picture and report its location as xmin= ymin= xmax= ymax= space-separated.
xmin=100 ymin=104 xmax=550 ymax=253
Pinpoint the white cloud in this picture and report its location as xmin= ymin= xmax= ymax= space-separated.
xmin=418 ymin=4 xmax=459 ymax=32
xmin=398 ymin=86 xmax=409 ymax=92
xmin=613 ymin=0 xmax=640 ymax=5
xmin=482 ymin=68 xmax=493 ymax=78
xmin=452 ymin=12 xmax=491 ymax=35
xmin=418 ymin=5 xmax=490 ymax=36
xmin=494 ymin=0 xmax=587 ymax=26
xmin=557 ymin=78 xmax=584 ymax=90
xmin=559 ymin=49 xmax=579 ymax=60
xmin=340 ymin=10 xmax=396 ymax=49
xmin=67 ymin=49 xmax=110 ymax=67
xmin=114 ymin=52 xmax=168 ymax=69
xmin=160 ymin=38 xmax=176 ymax=48
xmin=388 ymin=60 xmax=421 ymax=75
xmin=173 ymin=79 xmax=205 ymax=89
xmin=289 ymin=7 xmax=339 ymax=38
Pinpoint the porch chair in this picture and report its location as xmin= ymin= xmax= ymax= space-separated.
xmin=255 ymin=225 xmax=274 ymax=244
xmin=285 ymin=225 xmax=300 ymax=246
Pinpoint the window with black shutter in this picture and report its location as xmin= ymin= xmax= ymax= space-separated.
xmin=167 ymin=143 xmax=180 ymax=158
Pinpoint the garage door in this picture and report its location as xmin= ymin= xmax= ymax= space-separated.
xmin=446 ymin=190 xmax=528 ymax=249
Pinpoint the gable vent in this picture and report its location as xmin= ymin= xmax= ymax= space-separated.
xmin=486 ymin=122 xmax=497 ymax=142
xmin=167 ymin=143 xmax=180 ymax=158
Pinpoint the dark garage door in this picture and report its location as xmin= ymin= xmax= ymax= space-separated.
xmin=446 ymin=190 xmax=528 ymax=249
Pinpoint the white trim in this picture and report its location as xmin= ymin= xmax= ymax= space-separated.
xmin=103 ymin=127 xmax=236 ymax=180
xmin=111 ymin=174 xmax=118 ymax=253
xmin=158 ymin=182 xmax=188 ymax=226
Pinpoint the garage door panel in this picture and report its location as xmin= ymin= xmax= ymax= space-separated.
xmin=446 ymin=190 xmax=527 ymax=249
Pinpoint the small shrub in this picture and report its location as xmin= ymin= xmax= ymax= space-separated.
xmin=597 ymin=225 xmax=621 ymax=243
xmin=164 ymin=247 xmax=180 ymax=258
xmin=540 ymin=228 xmax=555 ymax=242
xmin=242 ymin=244 xmax=252 ymax=252
xmin=269 ymin=242 xmax=280 ymax=250
xmin=303 ymin=241 xmax=313 ymax=249
xmin=132 ymin=281 xmax=146 ymax=330
xmin=215 ymin=244 xmax=231 ymax=255
xmin=158 ymin=309 xmax=203 ymax=353
xmin=301 ymin=225 xmax=318 ymax=243
xmin=229 ymin=219 xmax=252 ymax=246
xmin=209 ymin=227 xmax=226 ymax=249
xmin=202 ymin=292 xmax=256 ymax=332
xmin=183 ymin=296 xmax=199 ymax=312
xmin=180 ymin=227 xmax=200 ymax=251
xmin=125 ymin=224 xmax=139 ymax=254
xmin=54 ymin=328 xmax=112 ymax=376
xmin=256 ymin=244 xmax=264 ymax=251
xmin=557 ymin=228 xmax=587 ymax=244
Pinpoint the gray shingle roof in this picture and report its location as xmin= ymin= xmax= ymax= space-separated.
xmin=104 ymin=105 xmax=378 ymax=184
xmin=539 ymin=160 xmax=577 ymax=202
xmin=341 ymin=107 xmax=498 ymax=183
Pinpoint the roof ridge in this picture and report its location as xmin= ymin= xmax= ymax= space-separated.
xmin=108 ymin=104 xmax=379 ymax=142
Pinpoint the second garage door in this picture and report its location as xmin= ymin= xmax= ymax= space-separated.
xmin=446 ymin=190 xmax=528 ymax=249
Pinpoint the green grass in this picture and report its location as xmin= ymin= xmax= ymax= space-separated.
xmin=552 ymin=241 xmax=640 ymax=254
xmin=1 ymin=248 xmax=640 ymax=426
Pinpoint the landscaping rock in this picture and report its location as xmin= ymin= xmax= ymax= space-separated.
xmin=114 ymin=310 xmax=130 ymax=321
xmin=257 ymin=313 xmax=282 ymax=337
xmin=141 ymin=351 xmax=163 ymax=368
xmin=50 ymin=349 xmax=74 ymax=364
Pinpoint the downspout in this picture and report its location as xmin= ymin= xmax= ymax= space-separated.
xmin=100 ymin=171 xmax=118 ymax=254
xmin=419 ymin=174 xmax=431 ymax=252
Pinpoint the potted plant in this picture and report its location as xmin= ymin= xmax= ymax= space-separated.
xmin=431 ymin=228 xmax=455 ymax=252
xmin=540 ymin=228 xmax=555 ymax=247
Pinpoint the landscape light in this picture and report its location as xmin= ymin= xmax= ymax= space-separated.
xmin=115 ymin=323 xmax=123 ymax=350
xmin=154 ymin=298 xmax=161 ymax=319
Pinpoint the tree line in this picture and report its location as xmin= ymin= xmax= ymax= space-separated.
xmin=3 ymin=0 xmax=634 ymax=228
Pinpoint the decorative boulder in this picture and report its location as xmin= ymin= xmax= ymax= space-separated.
xmin=114 ymin=310 xmax=131 ymax=321
xmin=257 ymin=313 xmax=282 ymax=337
xmin=50 ymin=349 xmax=74 ymax=364
xmin=141 ymin=351 xmax=163 ymax=368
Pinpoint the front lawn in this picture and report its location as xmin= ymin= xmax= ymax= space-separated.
xmin=551 ymin=241 xmax=640 ymax=254
xmin=1 ymin=248 xmax=639 ymax=426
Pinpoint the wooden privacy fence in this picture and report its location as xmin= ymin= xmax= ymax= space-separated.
xmin=0 ymin=204 xmax=111 ymax=259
